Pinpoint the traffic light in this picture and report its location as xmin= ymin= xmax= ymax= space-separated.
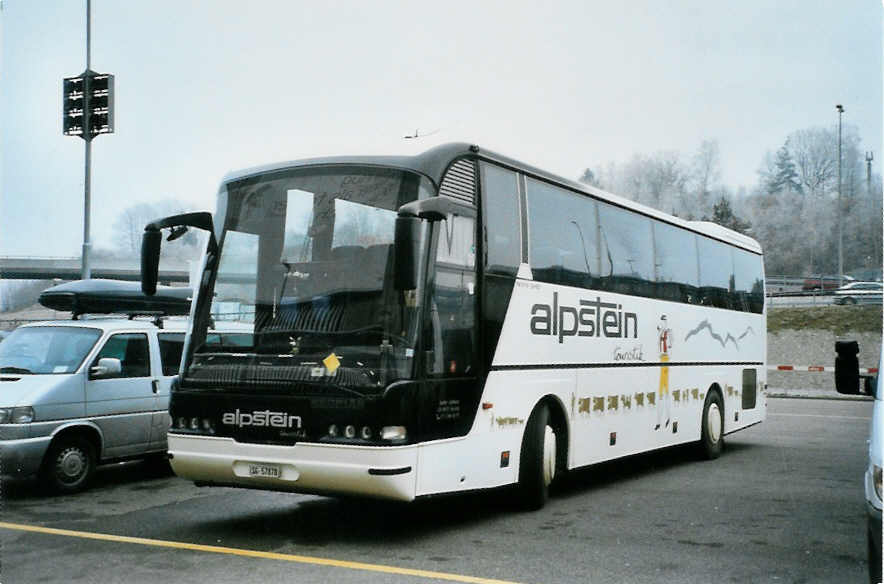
xmin=62 ymin=70 xmax=114 ymax=141
xmin=62 ymin=75 xmax=85 ymax=137
xmin=88 ymin=73 xmax=114 ymax=137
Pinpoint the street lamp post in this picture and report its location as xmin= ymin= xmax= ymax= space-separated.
xmin=836 ymin=104 xmax=844 ymax=287
xmin=83 ymin=0 xmax=92 ymax=280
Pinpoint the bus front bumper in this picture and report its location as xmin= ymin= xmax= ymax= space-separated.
xmin=168 ymin=433 xmax=418 ymax=501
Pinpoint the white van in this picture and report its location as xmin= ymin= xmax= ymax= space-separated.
xmin=0 ymin=280 xmax=251 ymax=493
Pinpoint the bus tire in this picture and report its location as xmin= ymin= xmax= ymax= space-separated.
xmin=518 ymin=404 xmax=556 ymax=510
xmin=699 ymin=390 xmax=724 ymax=460
xmin=42 ymin=435 xmax=96 ymax=494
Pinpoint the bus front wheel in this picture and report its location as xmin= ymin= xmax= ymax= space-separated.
xmin=518 ymin=404 xmax=556 ymax=510
xmin=699 ymin=391 xmax=724 ymax=460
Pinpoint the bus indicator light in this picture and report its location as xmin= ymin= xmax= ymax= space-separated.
xmin=500 ymin=451 xmax=510 ymax=468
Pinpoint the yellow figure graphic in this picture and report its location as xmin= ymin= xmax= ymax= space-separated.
xmin=656 ymin=315 xmax=673 ymax=430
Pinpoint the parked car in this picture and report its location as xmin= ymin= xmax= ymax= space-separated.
xmin=802 ymin=274 xmax=855 ymax=291
xmin=0 ymin=279 xmax=252 ymax=493
xmin=833 ymin=281 xmax=883 ymax=305
xmin=834 ymin=342 xmax=882 ymax=583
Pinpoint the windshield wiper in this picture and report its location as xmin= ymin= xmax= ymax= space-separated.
xmin=0 ymin=366 xmax=33 ymax=374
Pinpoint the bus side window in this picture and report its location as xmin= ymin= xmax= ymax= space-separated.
xmin=427 ymin=216 xmax=477 ymax=376
xmin=653 ymin=221 xmax=700 ymax=304
xmin=697 ymin=236 xmax=733 ymax=309
xmin=733 ymin=248 xmax=765 ymax=313
xmin=598 ymin=202 xmax=655 ymax=297
xmin=525 ymin=178 xmax=599 ymax=289
xmin=479 ymin=163 xmax=521 ymax=276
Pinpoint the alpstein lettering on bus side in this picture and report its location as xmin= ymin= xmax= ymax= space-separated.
xmin=530 ymin=292 xmax=638 ymax=343
xmin=222 ymin=409 xmax=302 ymax=429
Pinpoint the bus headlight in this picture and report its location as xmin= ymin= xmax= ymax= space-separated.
xmin=344 ymin=425 xmax=356 ymax=439
xmin=380 ymin=426 xmax=407 ymax=441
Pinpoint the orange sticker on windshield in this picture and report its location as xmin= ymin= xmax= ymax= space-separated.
xmin=323 ymin=353 xmax=340 ymax=374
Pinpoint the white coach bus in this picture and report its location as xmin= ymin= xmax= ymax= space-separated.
xmin=141 ymin=143 xmax=766 ymax=509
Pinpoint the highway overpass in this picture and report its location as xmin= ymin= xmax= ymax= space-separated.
xmin=0 ymin=257 xmax=191 ymax=283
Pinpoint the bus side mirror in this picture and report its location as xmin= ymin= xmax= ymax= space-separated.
xmin=394 ymin=216 xmax=421 ymax=291
xmin=141 ymin=211 xmax=217 ymax=296
xmin=394 ymin=197 xmax=477 ymax=291
xmin=142 ymin=228 xmax=162 ymax=296
xmin=834 ymin=340 xmax=861 ymax=395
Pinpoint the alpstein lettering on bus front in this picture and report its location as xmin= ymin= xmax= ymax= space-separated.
xmin=530 ymin=292 xmax=638 ymax=343
xmin=221 ymin=409 xmax=302 ymax=429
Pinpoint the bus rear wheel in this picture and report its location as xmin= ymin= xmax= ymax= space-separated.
xmin=518 ymin=404 xmax=556 ymax=510
xmin=699 ymin=391 xmax=724 ymax=460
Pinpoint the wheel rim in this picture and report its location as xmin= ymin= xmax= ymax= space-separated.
xmin=56 ymin=447 xmax=88 ymax=484
xmin=542 ymin=426 xmax=556 ymax=486
xmin=707 ymin=403 xmax=722 ymax=444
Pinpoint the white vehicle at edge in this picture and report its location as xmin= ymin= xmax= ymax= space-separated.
xmin=835 ymin=341 xmax=882 ymax=582
xmin=142 ymin=143 xmax=767 ymax=509
xmin=0 ymin=280 xmax=250 ymax=493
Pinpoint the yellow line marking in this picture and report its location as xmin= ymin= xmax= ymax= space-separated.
xmin=0 ymin=521 xmax=520 ymax=584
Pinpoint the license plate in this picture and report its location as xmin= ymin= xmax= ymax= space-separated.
xmin=248 ymin=463 xmax=280 ymax=478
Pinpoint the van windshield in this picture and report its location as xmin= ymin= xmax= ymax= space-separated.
xmin=0 ymin=327 xmax=102 ymax=375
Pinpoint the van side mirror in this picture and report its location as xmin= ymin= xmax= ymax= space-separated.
xmin=91 ymin=357 xmax=122 ymax=379
xmin=834 ymin=340 xmax=861 ymax=395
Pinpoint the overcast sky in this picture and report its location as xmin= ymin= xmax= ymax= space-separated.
xmin=1 ymin=0 xmax=881 ymax=257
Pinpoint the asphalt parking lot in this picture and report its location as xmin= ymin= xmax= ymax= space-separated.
xmin=0 ymin=396 xmax=874 ymax=584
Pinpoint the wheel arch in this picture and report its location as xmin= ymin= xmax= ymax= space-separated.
xmin=707 ymin=383 xmax=725 ymax=408
xmin=45 ymin=422 xmax=103 ymax=465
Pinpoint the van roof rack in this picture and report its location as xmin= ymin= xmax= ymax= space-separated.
xmin=39 ymin=279 xmax=192 ymax=321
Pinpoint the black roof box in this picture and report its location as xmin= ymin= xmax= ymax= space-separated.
xmin=39 ymin=279 xmax=192 ymax=318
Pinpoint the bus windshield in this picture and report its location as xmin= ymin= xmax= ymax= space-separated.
xmin=185 ymin=166 xmax=434 ymax=393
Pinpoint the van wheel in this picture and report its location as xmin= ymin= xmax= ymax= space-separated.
xmin=518 ymin=404 xmax=556 ymax=510
xmin=42 ymin=436 xmax=96 ymax=493
xmin=699 ymin=391 xmax=724 ymax=460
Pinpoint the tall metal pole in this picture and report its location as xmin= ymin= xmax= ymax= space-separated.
xmin=866 ymin=152 xmax=874 ymax=198
xmin=836 ymin=104 xmax=843 ymax=286
xmin=81 ymin=0 xmax=92 ymax=279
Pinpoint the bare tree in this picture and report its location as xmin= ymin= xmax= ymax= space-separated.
xmin=788 ymin=128 xmax=836 ymax=197
xmin=690 ymin=139 xmax=721 ymax=216
xmin=111 ymin=199 xmax=202 ymax=258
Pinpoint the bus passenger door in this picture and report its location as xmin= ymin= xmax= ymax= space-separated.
xmin=420 ymin=214 xmax=479 ymax=440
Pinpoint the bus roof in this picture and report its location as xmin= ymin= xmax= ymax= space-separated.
xmin=221 ymin=142 xmax=762 ymax=255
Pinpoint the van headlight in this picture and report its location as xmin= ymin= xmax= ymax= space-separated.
xmin=0 ymin=406 xmax=35 ymax=424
